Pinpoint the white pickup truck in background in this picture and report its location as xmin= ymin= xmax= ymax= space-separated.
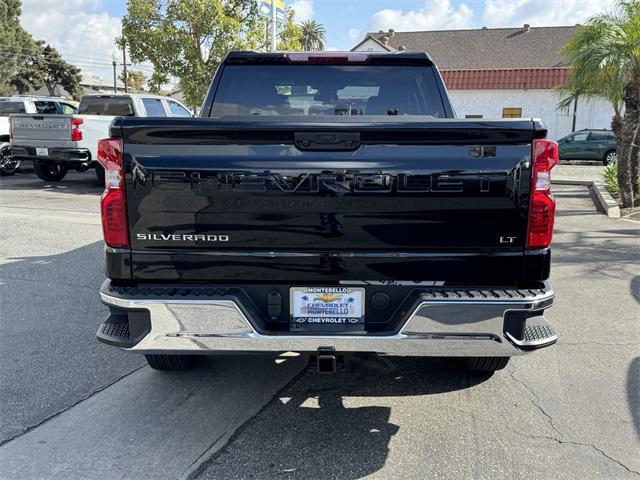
xmin=0 ymin=96 xmax=78 ymax=176
xmin=10 ymin=93 xmax=192 ymax=182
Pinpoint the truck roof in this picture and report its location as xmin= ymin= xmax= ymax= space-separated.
xmin=223 ymin=51 xmax=434 ymax=66
xmin=0 ymin=95 xmax=71 ymax=102
xmin=81 ymin=93 xmax=176 ymax=101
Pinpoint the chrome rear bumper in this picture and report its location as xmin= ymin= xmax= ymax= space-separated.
xmin=98 ymin=281 xmax=555 ymax=357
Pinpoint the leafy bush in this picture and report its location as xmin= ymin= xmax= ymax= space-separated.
xmin=603 ymin=162 xmax=619 ymax=196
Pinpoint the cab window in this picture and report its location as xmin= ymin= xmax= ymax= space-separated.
xmin=60 ymin=103 xmax=77 ymax=114
xmin=79 ymin=97 xmax=135 ymax=116
xmin=0 ymin=102 xmax=26 ymax=116
xmin=142 ymin=98 xmax=166 ymax=117
xmin=34 ymin=101 xmax=59 ymax=114
xmin=570 ymin=132 xmax=589 ymax=142
xmin=211 ymin=65 xmax=447 ymax=117
xmin=167 ymin=101 xmax=191 ymax=117
xmin=588 ymin=132 xmax=613 ymax=141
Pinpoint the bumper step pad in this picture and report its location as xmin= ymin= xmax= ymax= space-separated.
xmin=505 ymin=315 xmax=557 ymax=350
xmin=97 ymin=317 xmax=136 ymax=347
xmin=96 ymin=310 xmax=151 ymax=348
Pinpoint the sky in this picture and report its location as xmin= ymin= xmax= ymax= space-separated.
xmin=18 ymin=0 xmax=617 ymax=84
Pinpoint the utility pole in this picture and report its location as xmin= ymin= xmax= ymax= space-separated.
xmin=571 ymin=97 xmax=578 ymax=132
xmin=271 ymin=0 xmax=277 ymax=52
xmin=122 ymin=40 xmax=128 ymax=93
xmin=112 ymin=60 xmax=117 ymax=93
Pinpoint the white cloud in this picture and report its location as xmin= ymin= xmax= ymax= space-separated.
xmin=19 ymin=0 xmax=138 ymax=83
xmin=290 ymin=0 xmax=314 ymax=23
xmin=348 ymin=28 xmax=362 ymax=42
xmin=483 ymin=0 xmax=617 ymax=28
xmin=350 ymin=0 xmax=615 ymax=50
xmin=366 ymin=0 xmax=474 ymax=33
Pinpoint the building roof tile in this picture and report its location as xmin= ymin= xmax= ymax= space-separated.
xmin=354 ymin=26 xmax=577 ymax=70
xmin=441 ymin=68 xmax=570 ymax=89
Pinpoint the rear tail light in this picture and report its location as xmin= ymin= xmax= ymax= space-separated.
xmin=526 ymin=138 xmax=558 ymax=249
xmin=97 ymin=138 xmax=129 ymax=248
xmin=71 ymin=117 xmax=83 ymax=141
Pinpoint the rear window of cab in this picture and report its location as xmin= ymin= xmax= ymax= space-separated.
xmin=0 ymin=102 xmax=26 ymax=116
xmin=79 ymin=97 xmax=135 ymax=116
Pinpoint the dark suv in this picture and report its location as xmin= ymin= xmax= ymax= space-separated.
xmin=557 ymin=129 xmax=617 ymax=164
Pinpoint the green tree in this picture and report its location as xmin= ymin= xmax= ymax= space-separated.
xmin=0 ymin=0 xmax=38 ymax=95
xmin=40 ymin=44 xmax=82 ymax=98
xmin=122 ymin=0 xmax=269 ymax=109
xmin=8 ymin=44 xmax=43 ymax=94
xmin=300 ymin=20 xmax=325 ymax=51
xmin=119 ymin=70 xmax=147 ymax=92
xmin=558 ymin=0 xmax=640 ymax=206
xmin=277 ymin=8 xmax=302 ymax=51
xmin=11 ymin=42 xmax=82 ymax=99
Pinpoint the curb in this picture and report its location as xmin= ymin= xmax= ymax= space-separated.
xmin=553 ymin=180 xmax=621 ymax=218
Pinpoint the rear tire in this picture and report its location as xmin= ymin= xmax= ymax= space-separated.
xmin=0 ymin=142 xmax=19 ymax=176
xmin=145 ymin=354 xmax=203 ymax=371
xmin=95 ymin=164 xmax=105 ymax=186
xmin=462 ymin=356 xmax=509 ymax=373
xmin=34 ymin=161 xmax=68 ymax=181
xmin=603 ymin=149 xmax=617 ymax=165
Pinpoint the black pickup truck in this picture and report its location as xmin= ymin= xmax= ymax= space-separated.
xmin=96 ymin=51 xmax=558 ymax=374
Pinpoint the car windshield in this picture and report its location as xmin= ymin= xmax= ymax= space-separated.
xmin=0 ymin=102 xmax=26 ymax=116
xmin=78 ymin=97 xmax=135 ymax=116
xmin=211 ymin=65 xmax=446 ymax=117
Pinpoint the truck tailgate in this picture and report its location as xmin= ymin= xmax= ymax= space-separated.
xmin=10 ymin=114 xmax=73 ymax=146
xmin=115 ymin=117 xmax=546 ymax=284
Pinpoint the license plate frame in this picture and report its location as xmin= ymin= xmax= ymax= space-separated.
xmin=35 ymin=147 xmax=48 ymax=156
xmin=290 ymin=287 xmax=365 ymax=331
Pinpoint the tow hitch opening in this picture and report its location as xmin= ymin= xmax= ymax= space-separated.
xmin=313 ymin=347 xmax=339 ymax=374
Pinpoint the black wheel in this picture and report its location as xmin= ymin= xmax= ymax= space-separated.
xmin=145 ymin=354 xmax=203 ymax=371
xmin=603 ymin=149 xmax=617 ymax=165
xmin=95 ymin=164 xmax=105 ymax=185
xmin=0 ymin=143 xmax=20 ymax=176
xmin=34 ymin=161 xmax=68 ymax=181
xmin=462 ymin=357 xmax=509 ymax=373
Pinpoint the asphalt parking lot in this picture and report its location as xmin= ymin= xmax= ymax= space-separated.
xmin=0 ymin=170 xmax=639 ymax=480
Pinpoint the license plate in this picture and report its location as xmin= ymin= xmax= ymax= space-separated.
xmin=35 ymin=147 xmax=48 ymax=156
xmin=290 ymin=287 xmax=365 ymax=330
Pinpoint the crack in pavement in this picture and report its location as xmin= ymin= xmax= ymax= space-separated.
xmin=508 ymin=367 xmax=563 ymax=440
xmin=452 ymin=407 xmax=640 ymax=476
xmin=0 ymin=365 xmax=146 ymax=448
xmin=505 ymin=367 xmax=640 ymax=476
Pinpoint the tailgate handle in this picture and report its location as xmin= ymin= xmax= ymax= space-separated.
xmin=294 ymin=132 xmax=360 ymax=151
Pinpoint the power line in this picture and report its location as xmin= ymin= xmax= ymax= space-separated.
xmin=0 ymin=51 xmax=156 ymax=73
xmin=0 ymin=46 xmax=155 ymax=72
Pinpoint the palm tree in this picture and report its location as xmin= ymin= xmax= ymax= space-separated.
xmin=559 ymin=0 xmax=640 ymax=207
xmin=300 ymin=20 xmax=326 ymax=51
